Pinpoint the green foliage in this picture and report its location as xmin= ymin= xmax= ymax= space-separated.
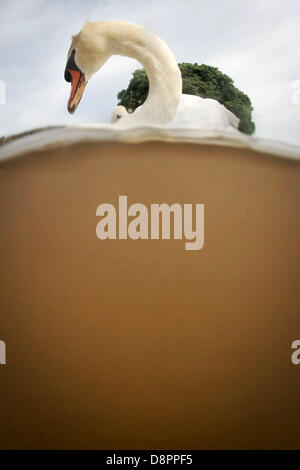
xmin=117 ymin=63 xmax=255 ymax=134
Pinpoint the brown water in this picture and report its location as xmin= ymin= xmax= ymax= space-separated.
xmin=0 ymin=141 xmax=299 ymax=449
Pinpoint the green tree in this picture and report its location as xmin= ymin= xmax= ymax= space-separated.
xmin=117 ymin=63 xmax=255 ymax=134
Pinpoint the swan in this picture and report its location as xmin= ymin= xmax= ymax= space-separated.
xmin=111 ymin=105 xmax=128 ymax=123
xmin=64 ymin=20 xmax=240 ymax=131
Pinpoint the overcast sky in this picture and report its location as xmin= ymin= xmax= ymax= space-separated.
xmin=0 ymin=0 xmax=299 ymax=145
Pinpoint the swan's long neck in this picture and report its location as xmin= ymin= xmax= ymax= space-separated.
xmin=96 ymin=21 xmax=182 ymax=123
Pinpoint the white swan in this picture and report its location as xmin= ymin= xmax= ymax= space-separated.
xmin=65 ymin=20 xmax=240 ymax=131
xmin=110 ymin=105 xmax=128 ymax=123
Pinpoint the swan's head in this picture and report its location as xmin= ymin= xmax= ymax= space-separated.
xmin=64 ymin=22 xmax=111 ymax=114
xmin=110 ymin=105 xmax=128 ymax=123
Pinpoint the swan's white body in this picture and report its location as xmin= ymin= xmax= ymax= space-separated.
xmin=169 ymin=95 xmax=240 ymax=130
xmin=66 ymin=21 xmax=240 ymax=132
xmin=113 ymin=95 xmax=240 ymax=131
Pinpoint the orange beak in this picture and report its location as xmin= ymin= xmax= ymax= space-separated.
xmin=67 ymin=69 xmax=87 ymax=114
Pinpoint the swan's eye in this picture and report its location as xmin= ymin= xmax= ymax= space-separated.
xmin=116 ymin=115 xmax=121 ymax=119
